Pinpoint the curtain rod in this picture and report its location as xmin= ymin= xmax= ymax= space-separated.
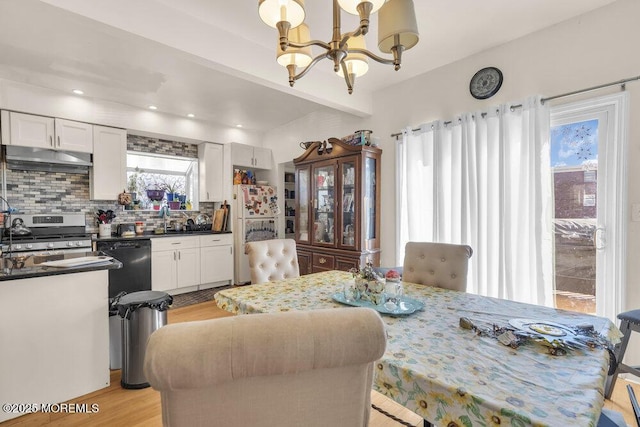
xmin=390 ymin=73 xmax=640 ymax=138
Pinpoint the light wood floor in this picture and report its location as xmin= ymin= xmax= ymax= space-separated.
xmin=1 ymin=300 xmax=637 ymax=427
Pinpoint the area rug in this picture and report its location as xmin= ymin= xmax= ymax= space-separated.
xmin=170 ymin=286 xmax=233 ymax=309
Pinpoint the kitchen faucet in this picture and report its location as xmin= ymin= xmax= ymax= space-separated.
xmin=159 ymin=206 xmax=170 ymax=233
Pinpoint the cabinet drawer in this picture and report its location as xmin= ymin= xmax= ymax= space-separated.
xmin=312 ymin=253 xmax=334 ymax=269
xmin=199 ymin=234 xmax=233 ymax=247
xmin=336 ymin=258 xmax=358 ymax=272
xmin=151 ymin=236 xmax=199 ymax=252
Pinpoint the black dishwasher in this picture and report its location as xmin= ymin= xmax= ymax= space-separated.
xmin=97 ymin=239 xmax=152 ymax=298
xmin=97 ymin=238 xmax=152 ymax=370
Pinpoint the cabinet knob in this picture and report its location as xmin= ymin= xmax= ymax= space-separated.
xmin=49 ymin=135 xmax=53 ymax=147
xmin=319 ymin=257 xmax=326 ymax=264
xmin=57 ymin=135 xmax=61 ymax=147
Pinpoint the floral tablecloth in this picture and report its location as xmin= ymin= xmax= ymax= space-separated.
xmin=215 ymin=270 xmax=621 ymax=427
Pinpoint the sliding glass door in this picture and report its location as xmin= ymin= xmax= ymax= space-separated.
xmin=550 ymin=93 xmax=628 ymax=320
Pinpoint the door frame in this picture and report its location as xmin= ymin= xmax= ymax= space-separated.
xmin=550 ymin=92 xmax=629 ymax=321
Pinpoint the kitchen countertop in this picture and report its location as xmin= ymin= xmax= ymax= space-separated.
xmin=94 ymin=230 xmax=232 ymax=241
xmin=0 ymin=251 xmax=122 ymax=281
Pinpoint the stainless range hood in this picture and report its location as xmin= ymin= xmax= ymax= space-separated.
xmin=3 ymin=145 xmax=92 ymax=174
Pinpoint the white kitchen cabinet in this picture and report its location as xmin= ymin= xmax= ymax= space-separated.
xmin=0 ymin=271 xmax=109 ymax=423
xmin=199 ymin=234 xmax=233 ymax=287
xmin=151 ymin=236 xmax=200 ymax=292
xmin=90 ymin=125 xmax=127 ymax=200
xmin=198 ymin=142 xmax=224 ymax=202
xmin=2 ymin=111 xmax=93 ymax=153
xmin=231 ymin=142 xmax=272 ymax=169
xmin=54 ymin=118 xmax=94 ymax=153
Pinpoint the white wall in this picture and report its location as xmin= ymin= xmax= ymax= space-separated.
xmin=263 ymin=0 xmax=640 ymax=359
xmin=264 ymin=109 xmax=369 ymax=165
xmin=0 ymin=79 xmax=263 ymax=146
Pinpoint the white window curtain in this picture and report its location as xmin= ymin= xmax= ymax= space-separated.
xmin=397 ymin=96 xmax=554 ymax=306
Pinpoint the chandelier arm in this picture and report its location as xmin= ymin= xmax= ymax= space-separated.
xmin=338 ymin=27 xmax=364 ymax=50
xmin=292 ymin=54 xmax=328 ymax=82
xmin=348 ymin=48 xmax=396 ymax=66
xmin=287 ymin=39 xmax=331 ymax=51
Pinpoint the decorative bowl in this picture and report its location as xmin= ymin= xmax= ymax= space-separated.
xmin=146 ymin=189 xmax=165 ymax=201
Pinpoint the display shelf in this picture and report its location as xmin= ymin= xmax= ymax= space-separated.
xmin=293 ymin=138 xmax=381 ymax=274
xmin=284 ymin=172 xmax=295 ymax=237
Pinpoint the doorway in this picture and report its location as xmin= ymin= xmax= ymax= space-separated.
xmin=550 ymin=93 xmax=628 ymax=320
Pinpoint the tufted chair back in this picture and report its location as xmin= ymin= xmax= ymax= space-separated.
xmin=245 ymin=238 xmax=300 ymax=284
xmin=402 ymin=242 xmax=473 ymax=292
xmin=144 ymin=307 xmax=386 ymax=427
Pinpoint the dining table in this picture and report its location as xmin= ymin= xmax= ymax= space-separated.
xmin=214 ymin=270 xmax=621 ymax=427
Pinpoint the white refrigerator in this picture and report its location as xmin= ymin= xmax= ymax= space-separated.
xmin=234 ymin=184 xmax=280 ymax=284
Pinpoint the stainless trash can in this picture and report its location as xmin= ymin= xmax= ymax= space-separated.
xmin=116 ymin=290 xmax=173 ymax=389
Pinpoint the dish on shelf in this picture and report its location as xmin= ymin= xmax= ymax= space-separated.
xmin=332 ymin=292 xmax=424 ymax=316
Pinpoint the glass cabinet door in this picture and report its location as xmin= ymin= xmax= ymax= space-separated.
xmin=340 ymin=158 xmax=357 ymax=248
xmin=313 ymin=163 xmax=335 ymax=245
xmin=364 ymin=156 xmax=377 ymax=242
xmin=296 ymin=166 xmax=310 ymax=244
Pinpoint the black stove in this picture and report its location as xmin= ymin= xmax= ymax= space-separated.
xmin=2 ymin=214 xmax=91 ymax=254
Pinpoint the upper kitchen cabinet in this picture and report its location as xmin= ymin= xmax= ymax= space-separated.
xmin=90 ymin=126 xmax=126 ymax=200
xmin=198 ymin=142 xmax=224 ymax=202
xmin=293 ymin=138 xmax=381 ymax=274
xmin=1 ymin=111 xmax=93 ymax=153
xmin=230 ymin=142 xmax=272 ymax=169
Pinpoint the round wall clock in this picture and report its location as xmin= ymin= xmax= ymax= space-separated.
xmin=469 ymin=67 xmax=503 ymax=100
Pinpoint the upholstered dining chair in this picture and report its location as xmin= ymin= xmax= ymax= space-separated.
xmin=402 ymin=241 xmax=473 ymax=291
xmin=245 ymin=238 xmax=300 ymax=284
xmin=143 ymin=307 xmax=387 ymax=427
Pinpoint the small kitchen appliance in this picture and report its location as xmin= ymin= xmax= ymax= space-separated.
xmin=116 ymin=223 xmax=136 ymax=237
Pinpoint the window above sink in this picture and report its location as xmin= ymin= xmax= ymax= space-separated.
xmin=126 ymin=151 xmax=198 ymax=211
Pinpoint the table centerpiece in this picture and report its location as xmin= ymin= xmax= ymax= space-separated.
xmin=350 ymin=262 xmax=386 ymax=305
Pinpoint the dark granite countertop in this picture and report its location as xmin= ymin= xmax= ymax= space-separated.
xmin=0 ymin=251 xmax=122 ymax=281
xmin=94 ymin=230 xmax=231 ymax=242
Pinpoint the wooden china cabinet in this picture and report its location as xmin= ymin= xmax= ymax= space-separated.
xmin=293 ymin=138 xmax=381 ymax=274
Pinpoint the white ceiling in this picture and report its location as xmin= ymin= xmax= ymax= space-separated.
xmin=0 ymin=0 xmax=617 ymax=132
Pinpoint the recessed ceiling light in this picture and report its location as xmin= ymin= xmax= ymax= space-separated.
xmin=236 ymin=124 xmax=243 ymax=128
xmin=187 ymin=113 xmax=195 ymax=118
xmin=148 ymin=105 xmax=158 ymax=110
xmin=72 ymin=89 xmax=84 ymax=95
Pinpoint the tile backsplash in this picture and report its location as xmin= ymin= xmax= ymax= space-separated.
xmin=2 ymin=134 xmax=215 ymax=234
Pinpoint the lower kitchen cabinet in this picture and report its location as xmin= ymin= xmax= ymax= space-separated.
xmin=0 ymin=270 xmax=109 ymax=423
xmin=152 ymin=236 xmax=200 ymax=292
xmin=152 ymin=234 xmax=233 ymax=293
xmin=199 ymin=234 xmax=233 ymax=287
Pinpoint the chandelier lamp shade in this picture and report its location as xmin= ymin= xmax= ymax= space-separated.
xmin=258 ymin=0 xmax=419 ymax=94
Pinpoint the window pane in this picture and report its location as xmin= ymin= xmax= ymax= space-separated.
xmin=550 ymin=118 xmax=598 ymax=314
xmin=126 ymin=152 xmax=198 ymax=210
xmin=127 ymin=152 xmax=194 ymax=173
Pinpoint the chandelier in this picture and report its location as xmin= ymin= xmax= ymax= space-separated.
xmin=258 ymin=0 xmax=419 ymax=94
